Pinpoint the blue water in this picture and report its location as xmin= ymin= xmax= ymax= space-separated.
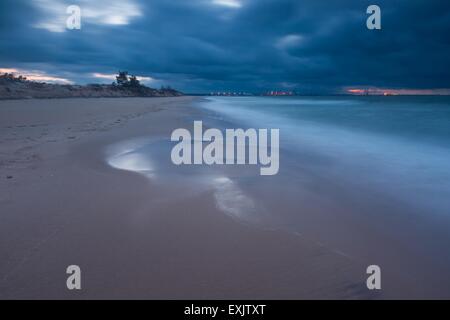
xmin=199 ymin=96 xmax=450 ymax=216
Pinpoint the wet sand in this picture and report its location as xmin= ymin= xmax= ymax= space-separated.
xmin=0 ymin=97 xmax=414 ymax=299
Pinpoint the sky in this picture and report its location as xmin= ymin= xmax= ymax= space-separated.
xmin=0 ymin=0 xmax=449 ymax=94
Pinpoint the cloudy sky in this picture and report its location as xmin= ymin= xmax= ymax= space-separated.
xmin=0 ymin=0 xmax=449 ymax=93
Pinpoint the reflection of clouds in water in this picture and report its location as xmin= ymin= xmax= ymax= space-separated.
xmin=106 ymin=138 xmax=157 ymax=178
xmin=108 ymin=151 xmax=155 ymax=178
xmin=106 ymin=138 xmax=262 ymax=224
xmin=212 ymin=176 xmax=257 ymax=222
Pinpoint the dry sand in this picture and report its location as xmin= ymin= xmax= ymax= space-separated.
xmin=0 ymin=97 xmax=408 ymax=299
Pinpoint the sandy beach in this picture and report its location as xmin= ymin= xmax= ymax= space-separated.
xmin=0 ymin=96 xmax=434 ymax=299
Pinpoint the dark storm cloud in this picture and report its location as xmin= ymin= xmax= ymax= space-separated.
xmin=0 ymin=0 xmax=449 ymax=92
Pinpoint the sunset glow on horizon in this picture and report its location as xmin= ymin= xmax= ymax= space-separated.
xmin=346 ymin=87 xmax=450 ymax=96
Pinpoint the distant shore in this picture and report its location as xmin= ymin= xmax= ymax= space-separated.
xmin=0 ymin=73 xmax=182 ymax=99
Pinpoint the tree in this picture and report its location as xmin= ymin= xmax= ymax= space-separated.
xmin=129 ymin=75 xmax=140 ymax=87
xmin=116 ymin=71 xmax=129 ymax=86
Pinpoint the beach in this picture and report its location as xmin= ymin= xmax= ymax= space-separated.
xmin=0 ymin=96 xmax=448 ymax=299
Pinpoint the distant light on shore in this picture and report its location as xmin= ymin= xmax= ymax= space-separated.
xmin=346 ymin=87 xmax=450 ymax=95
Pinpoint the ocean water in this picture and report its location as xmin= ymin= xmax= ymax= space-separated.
xmin=199 ymin=96 xmax=450 ymax=216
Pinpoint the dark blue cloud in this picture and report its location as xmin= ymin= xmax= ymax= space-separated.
xmin=0 ymin=0 xmax=449 ymax=93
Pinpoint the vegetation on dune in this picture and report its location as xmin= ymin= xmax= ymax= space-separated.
xmin=0 ymin=71 xmax=182 ymax=99
xmin=0 ymin=73 xmax=27 ymax=82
